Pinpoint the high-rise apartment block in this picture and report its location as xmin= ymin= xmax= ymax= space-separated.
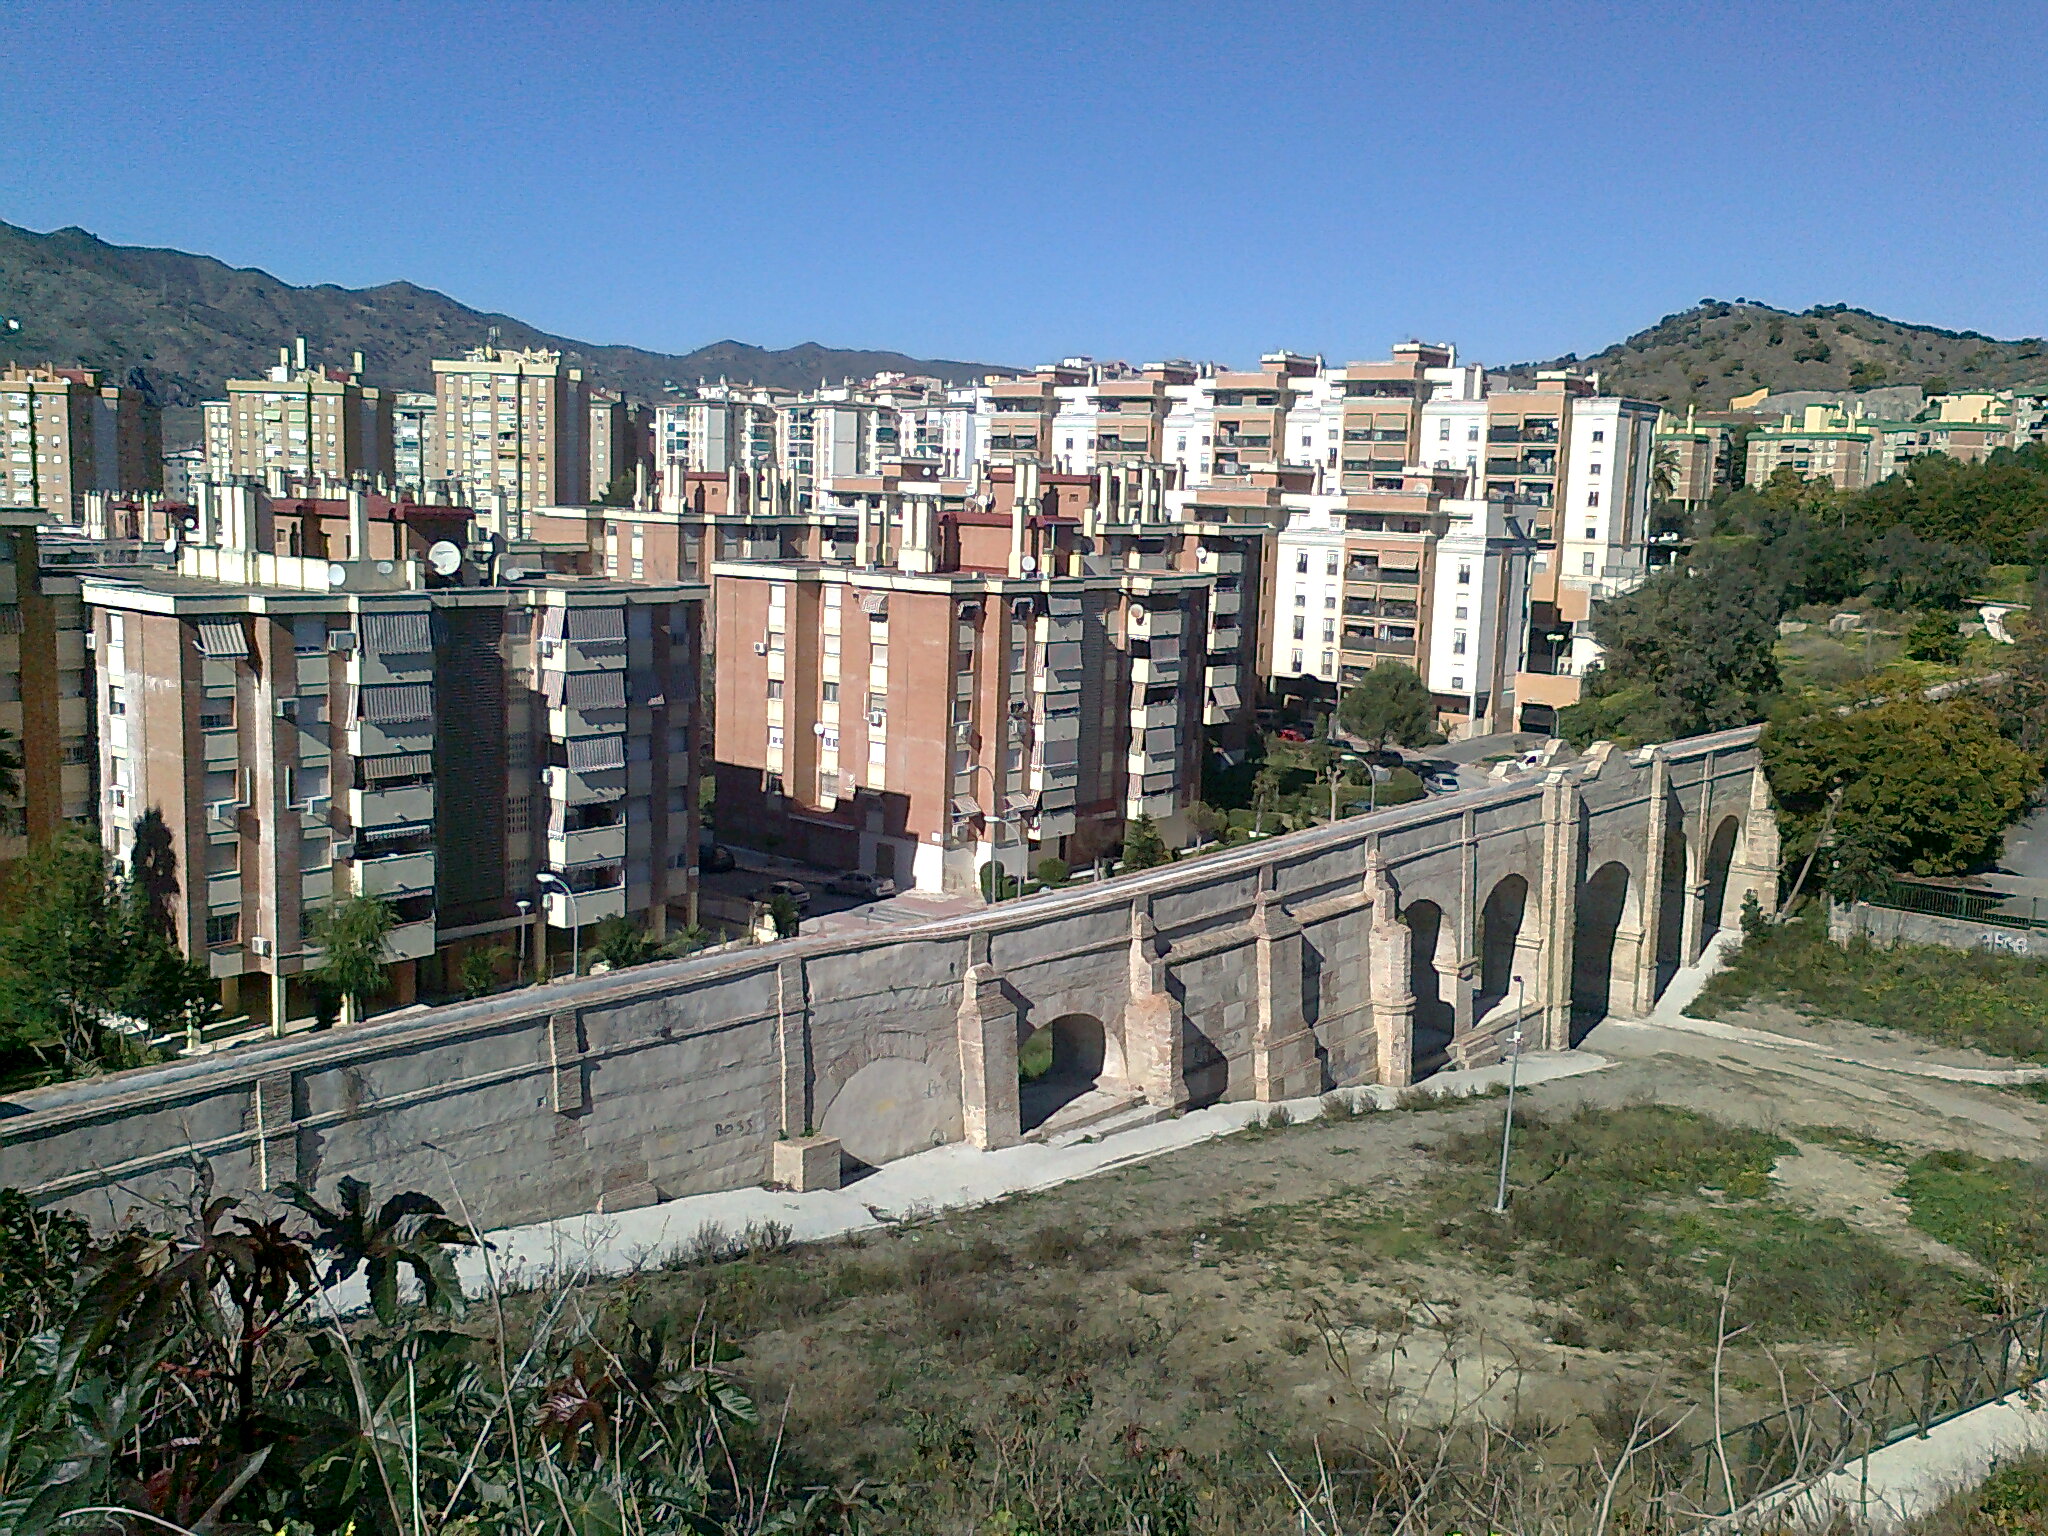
xmin=431 ymin=347 xmax=588 ymax=510
xmin=1 ymin=366 xmax=162 ymax=517
xmin=79 ymin=481 xmax=703 ymax=1029
xmin=392 ymin=391 xmax=437 ymax=489
xmin=0 ymin=512 xmax=95 ymax=868
xmin=589 ymin=390 xmax=653 ymax=504
xmin=206 ymin=341 xmax=394 ymax=486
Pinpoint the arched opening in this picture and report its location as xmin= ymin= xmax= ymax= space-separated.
xmin=1656 ymin=818 xmax=1688 ymax=993
xmin=1698 ymin=816 xmax=1742 ymax=957
xmin=1571 ymin=861 xmax=1632 ymax=1044
xmin=1019 ymin=1011 xmax=1124 ymax=1131
xmin=1476 ymin=875 xmax=1531 ymax=1019
xmin=1406 ymin=900 xmax=1455 ymax=1075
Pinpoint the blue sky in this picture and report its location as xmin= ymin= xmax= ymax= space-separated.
xmin=1 ymin=0 xmax=2041 ymax=370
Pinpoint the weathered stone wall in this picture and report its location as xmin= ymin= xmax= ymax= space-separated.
xmin=0 ymin=728 xmax=1774 ymax=1231
xmin=1830 ymin=900 xmax=2048 ymax=959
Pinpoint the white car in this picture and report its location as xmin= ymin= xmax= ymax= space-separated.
xmin=1424 ymin=772 xmax=1462 ymax=794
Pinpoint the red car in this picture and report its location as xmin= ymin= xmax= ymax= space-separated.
xmin=1277 ymin=726 xmax=1310 ymax=743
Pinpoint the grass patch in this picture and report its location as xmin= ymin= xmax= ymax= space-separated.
xmin=1900 ymin=1149 xmax=2048 ymax=1308
xmin=1693 ymin=910 xmax=2048 ymax=1062
xmin=1793 ymin=1124 xmax=1913 ymax=1164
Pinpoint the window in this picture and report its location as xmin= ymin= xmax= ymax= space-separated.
xmin=1586 ymin=490 xmax=1600 ymax=507
xmin=205 ymin=912 xmax=240 ymax=947
xmin=108 ymin=685 xmax=126 ymax=716
xmin=766 ymin=679 xmax=783 ymax=700
xmin=1325 ymin=552 xmax=1339 ymax=576
xmin=1467 ymin=425 xmax=1479 ymax=442
xmin=1452 ymin=675 xmax=1465 ymax=690
xmin=1585 ymin=528 xmax=1598 ymax=542
xmin=1439 ymin=422 xmax=1450 ymax=440
xmin=301 ymin=834 xmax=330 ymax=870
xmin=767 ymin=725 xmax=784 ymax=749
xmin=1322 ymin=619 xmax=1335 ymax=643
xmin=1296 ymin=551 xmax=1308 ymax=574
xmin=1582 ymin=552 xmax=1596 ymax=574
xmin=1589 ymin=462 xmax=1603 ymax=475
xmin=1452 ymin=630 xmax=1467 ymax=655
xmin=1292 ymin=617 xmax=1304 ymax=640
xmin=1591 ymin=429 xmax=1605 ymax=443
xmin=1457 ymin=562 xmax=1471 ymax=585
xmin=294 ymin=764 xmax=330 ymax=803
xmin=1293 ymin=591 xmax=1305 ymax=607
xmin=821 ymin=681 xmax=838 ymax=702
xmin=821 ymin=726 xmax=839 ymax=751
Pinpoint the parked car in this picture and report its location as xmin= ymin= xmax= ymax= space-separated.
xmin=827 ymin=870 xmax=897 ymax=899
xmin=1424 ymin=772 xmax=1462 ymax=794
xmin=698 ymin=842 xmax=736 ymax=873
xmin=761 ymin=878 xmax=812 ymax=911
xmin=1277 ymin=726 xmax=1310 ymax=743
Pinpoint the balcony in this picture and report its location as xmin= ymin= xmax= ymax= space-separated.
xmin=355 ymin=847 xmax=437 ymax=897
xmin=202 ymin=727 xmax=238 ymax=766
xmin=1133 ymin=701 xmax=1179 ymax=731
xmin=545 ymin=882 xmax=626 ymax=928
xmin=384 ymin=918 xmax=436 ymax=962
xmin=351 ymin=782 xmax=433 ymax=829
xmin=549 ymin=821 xmax=626 ymax=867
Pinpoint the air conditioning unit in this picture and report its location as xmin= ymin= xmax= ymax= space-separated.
xmin=1011 ymin=598 xmax=1034 ymax=619
xmin=753 ymin=641 xmax=769 ymax=655
xmin=305 ymin=795 xmax=331 ymax=817
xmin=332 ymin=840 xmax=355 ymax=861
xmin=207 ymin=799 xmax=242 ymax=826
xmin=248 ymin=936 xmax=273 ymax=957
xmin=867 ymin=710 xmax=885 ymax=728
xmin=952 ymin=720 xmax=974 ymax=743
xmin=328 ymin=630 xmax=356 ymax=652
xmin=1008 ymin=699 xmax=1029 ymax=718
xmin=274 ymin=697 xmax=299 ymax=720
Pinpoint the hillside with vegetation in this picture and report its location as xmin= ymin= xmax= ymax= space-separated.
xmin=1508 ymin=300 xmax=2048 ymax=408
xmin=0 ymin=219 xmax=1011 ymax=408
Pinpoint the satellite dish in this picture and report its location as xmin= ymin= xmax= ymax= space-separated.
xmin=376 ymin=560 xmax=394 ymax=575
xmin=427 ymin=540 xmax=463 ymax=576
xmin=162 ymin=536 xmax=178 ymax=555
xmin=326 ymin=566 xmax=347 ymax=588
xmin=1020 ymin=555 xmax=1037 ymax=574
xmin=501 ymin=566 xmax=531 ymax=581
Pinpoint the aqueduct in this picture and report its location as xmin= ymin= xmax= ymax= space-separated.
xmin=1 ymin=727 xmax=1777 ymax=1230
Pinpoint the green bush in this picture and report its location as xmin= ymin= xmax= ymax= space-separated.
xmin=1034 ymin=856 xmax=1069 ymax=886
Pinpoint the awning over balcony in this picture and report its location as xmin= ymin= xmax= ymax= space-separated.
xmin=565 ymin=735 xmax=627 ymax=771
xmin=358 ymin=820 xmax=431 ymax=844
xmin=360 ymin=752 xmax=433 ymax=781
xmin=360 ymin=610 xmax=432 ymax=655
xmin=195 ymin=620 xmax=248 ymax=659
xmin=563 ymin=669 xmax=627 ymax=709
xmin=357 ymin=683 xmax=433 ymax=724
xmin=1208 ymin=683 xmax=1242 ymax=711
xmin=564 ymin=606 xmax=627 ymax=642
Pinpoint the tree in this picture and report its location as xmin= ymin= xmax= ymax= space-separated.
xmin=1904 ymin=609 xmax=1966 ymax=664
xmin=0 ymin=827 xmax=126 ymax=1070
xmin=766 ymin=890 xmax=801 ymax=936
xmin=1121 ymin=813 xmax=1169 ymax=871
xmin=1560 ymin=553 xmax=1782 ymax=745
xmin=457 ymin=944 xmax=509 ymax=999
xmin=592 ymin=915 xmax=657 ymax=972
xmin=113 ymin=928 xmax=217 ymax=1045
xmin=1337 ymin=663 xmax=1439 ymax=756
xmin=1867 ymin=524 xmax=1984 ymax=611
xmin=1764 ymin=697 xmax=2039 ymax=879
xmin=1034 ymin=855 xmax=1069 ymax=886
xmin=1251 ymin=763 xmax=1281 ymax=835
xmin=309 ymin=895 xmax=395 ymax=1026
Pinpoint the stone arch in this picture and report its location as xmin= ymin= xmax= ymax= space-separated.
xmin=819 ymin=1055 xmax=954 ymax=1171
xmin=1476 ymin=873 xmax=1535 ymax=1020
xmin=1019 ymin=1011 xmax=1127 ymax=1131
xmin=1571 ymin=861 xmax=1635 ymax=1043
xmin=1405 ymin=900 xmax=1455 ymax=1075
xmin=1698 ymin=815 xmax=1742 ymax=957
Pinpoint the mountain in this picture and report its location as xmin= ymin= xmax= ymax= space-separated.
xmin=1504 ymin=300 xmax=2048 ymax=409
xmin=0 ymin=220 xmax=1011 ymax=419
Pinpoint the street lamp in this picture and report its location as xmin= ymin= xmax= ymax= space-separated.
xmin=515 ymin=898 xmax=532 ymax=981
xmin=534 ymin=870 xmax=579 ymax=978
xmin=955 ymin=762 xmax=1021 ymax=903
xmin=1493 ymin=973 xmax=1526 ymax=1216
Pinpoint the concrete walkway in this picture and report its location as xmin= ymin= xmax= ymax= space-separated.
xmin=443 ymin=1048 xmax=1615 ymax=1296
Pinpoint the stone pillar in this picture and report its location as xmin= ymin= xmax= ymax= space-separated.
xmin=1250 ymin=891 xmax=1317 ymax=1101
xmin=1450 ymin=957 xmax=1478 ymax=1035
xmin=1631 ymin=751 xmax=1670 ymax=1016
xmin=1537 ymin=772 xmax=1582 ymax=1050
xmin=1729 ymin=764 xmax=1783 ymax=918
xmin=957 ymin=958 xmax=1021 ymax=1149
xmin=1367 ymin=864 xmax=1415 ymax=1088
xmin=775 ymin=957 xmax=811 ymax=1138
xmin=1123 ymin=903 xmax=1187 ymax=1108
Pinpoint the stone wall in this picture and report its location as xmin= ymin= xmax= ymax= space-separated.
xmin=1830 ymin=900 xmax=2048 ymax=960
xmin=0 ymin=727 xmax=1774 ymax=1231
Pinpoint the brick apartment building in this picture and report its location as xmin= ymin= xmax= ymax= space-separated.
xmin=1 ymin=365 xmax=161 ymax=518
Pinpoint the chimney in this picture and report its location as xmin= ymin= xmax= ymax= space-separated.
xmin=279 ymin=346 xmax=291 ymax=372
xmin=193 ymin=481 xmax=216 ymax=546
xmin=1009 ymin=462 xmax=1033 ymax=578
xmin=294 ymin=336 xmax=307 ymax=372
xmin=633 ymin=457 xmax=649 ymax=511
xmin=351 ymin=349 xmax=365 ymax=378
xmin=899 ymin=495 xmax=935 ymax=574
xmin=348 ymin=486 xmax=371 ymax=561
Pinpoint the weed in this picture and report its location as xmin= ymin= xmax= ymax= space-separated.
xmin=1794 ymin=1124 xmax=1911 ymax=1163
xmin=1264 ymin=1103 xmax=1294 ymax=1130
xmin=1900 ymin=1149 xmax=2048 ymax=1310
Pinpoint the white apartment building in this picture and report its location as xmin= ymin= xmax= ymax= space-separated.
xmin=430 ymin=347 xmax=588 ymax=511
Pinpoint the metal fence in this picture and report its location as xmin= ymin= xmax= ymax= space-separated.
xmin=1869 ymin=876 xmax=2048 ymax=931
xmin=1634 ymin=1304 xmax=2048 ymax=1519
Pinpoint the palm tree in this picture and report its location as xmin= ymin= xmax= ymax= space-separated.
xmin=1650 ymin=443 xmax=1681 ymax=506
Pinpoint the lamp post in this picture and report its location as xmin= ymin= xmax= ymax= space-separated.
xmin=515 ymin=898 xmax=532 ymax=981
xmin=957 ymin=762 xmax=1019 ymax=903
xmin=534 ymin=870 xmax=579 ymax=978
xmin=1493 ymin=973 xmax=1526 ymax=1216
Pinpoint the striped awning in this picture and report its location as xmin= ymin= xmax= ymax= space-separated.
xmin=360 ymin=752 xmax=433 ymax=782
xmin=358 ymin=683 xmax=433 ymax=724
xmin=358 ymin=820 xmax=431 ymax=844
xmin=564 ymin=607 xmax=627 ymax=642
xmin=359 ymin=610 xmax=432 ymax=654
xmin=195 ymin=619 xmax=248 ymax=659
xmin=565 ymin=735 xmax=627 ymax=771
xmin=1208 ymin=684 xmax=1242 ymax=710
xmin=563 ymin=669 xmax=626 ymax=709
xmin=0 ymin=606 xmax=22 ymax=635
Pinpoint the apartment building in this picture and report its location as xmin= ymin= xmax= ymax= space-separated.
xmin=1654 ymin=405 xmax=1755 ymax=508
xmin=1 ymin=366 xmax=162 ymax=517
xmin=431 ymin=347 xmax=588 ymax=511
xmin=162 ymin=447 xmax=206 ymax=502
xmin=81 ymin=481 xmax=703 ymax=1029
xmin=1265 ymin=471 xmax=1535 ymax=737
xmin=589 ymin=390 xmax=653 ymax=504
xmin=392 ymin=391 xmax=437 ymax=489
xmin=207 ymin=340 xmax=394 ymax=485
xmin=547 ymin=463 xmax=852 ymax=585
xmin=0 ymin=511 xmax=95 ymax=871
xmin=714 ymin=467 xmax=1210 ymax=892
